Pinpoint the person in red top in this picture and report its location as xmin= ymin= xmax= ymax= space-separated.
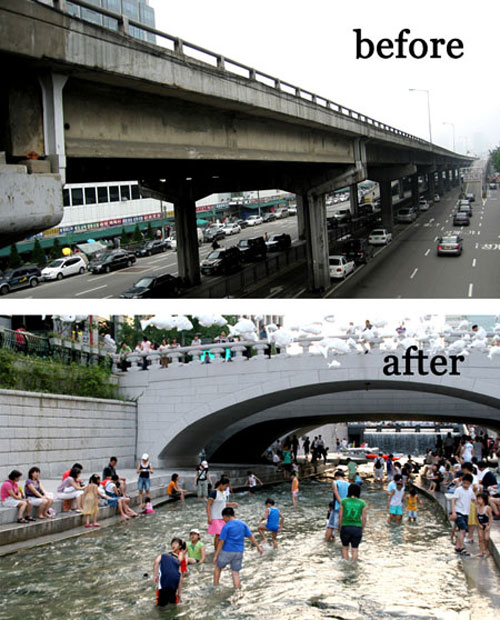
xmin=1 ymin=470 xmax=33 ymax=523
xmin=15 ymin=326 xmax=28 ymax=354
xmin=62 ymin=463 xmax=83 ymax=481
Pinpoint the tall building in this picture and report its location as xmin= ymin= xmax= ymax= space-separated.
xmin=66 ymin=0 xmax=156 ymax=43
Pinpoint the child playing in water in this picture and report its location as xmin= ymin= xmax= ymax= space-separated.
xmin=387 ymin=476 xmax=405 ymax=525
xmin=257 ymin=498 xmax=284 ymax=549
xmin=406 ymin=487 xmax=422 ymax=523
xmin=142 ymin=496 xmax=155 ymax=514
xmin=153 ymin=549 xmax=180 ymax=607
xmin=82 ymin=474 xmax=100 ymax=528
xmin=170 ymin=538 xmax=188 ymax=601
xmin=291 ymin=472 xmax=299 ymax=507
xmin=186 ymin=528 xmax=206 ymax=564
xmin=475 ymin=492 xmax=493 ymax=558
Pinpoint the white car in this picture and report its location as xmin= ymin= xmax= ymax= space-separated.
xmin=433 ymin=193 xmax=441 ymax=203
xmin=328 ymin=255 xmax=355 ymax=279
xmin=222 ymin=223 xmax=241 ymax=235
xmin=246 ymin=215 xmax=263 ymax=226
xmin=419 ymin=199 xmax=430 ymax=211
xmin=368 ymin=229 xmax=392 ymax=245
xmin=42 ymin=255 xmax=87 ymax=280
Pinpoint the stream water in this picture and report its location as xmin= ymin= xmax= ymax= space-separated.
xmin=0 ymin=479 xmax=498 ymax=619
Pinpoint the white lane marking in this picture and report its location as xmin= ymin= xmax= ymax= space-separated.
xmin=476 ymin=243 xmax=479 ymax=248
xmin=477 ymin=231 xmax=481 ymax=235
xmin=293 ymin=288 xmax=307 ymax=298
xmin=103 ymin=295 xmax=114 ymax=299
xmin=434 ymin=236 xmax=439 ymax=242
xmin=75 ymin=285 xmax=108 ymax=297
xmin=472 ymin=258 xmax=476 ymax=268
xmin=479 ymin=222 xmax=482 ymax=227
xmin=410 ymin=268 xmax=418 ymax=279
xmin=468 ymin=283 xmax=473 ymax=298
xmin=424 ymin=249 xmax=430 ymax=256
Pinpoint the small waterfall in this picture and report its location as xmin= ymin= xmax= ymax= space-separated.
xmin=364 ymin=432 xmax=440 ymax=455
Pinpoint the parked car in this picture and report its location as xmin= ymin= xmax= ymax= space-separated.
xmin=465 ymin=192 xmax=475 ymax=202
xmin=200 ymin=246 xmax=242 ymax=275
xmin=41 ymin=255 xmax=87 ymax=280
xmin=135 ymin=239 xmax=169 ymax=257
xmin=396 ymin=207 xmax=417 ymax=223
xmin=120 ymin=273 xmax=182 ymax=298
xmin=262 ymin=212 xmax=277 ymax=223
xmin=328 ymin=255 xmax=355 ymax=279
xmin=246 ymin=215 xmax=263 ymax=226
xmin=418 ymin=199 xmax=430 ymax=211
xmin=274 ymin=208 xmax=289 ymax=219
xmin=489 ymin=182 xmax=497 ymax=190
xmin=332 ymin=208 xmax=352 ymax=223
xmin=453 ymin=211 xmax=470 ymax=226
xmin=368 ymin=229 xmax=392 ymax=245
xmin=265 ymin=233 xmax=292 ymax=252
xmin=203 ymin=227 xmax=226 ymax=243
xmin=0 ymin=265 xmax=42 ymax=295
xmin=237 ymin=236 xmax=267 ymax=261
xmin=437 ymin=235 xmax=463 ymax=256
xmin=341 ymin=238 xmax=375 ymax=264
xmin=236 ymin=219 xmax=249 ymax=229
xmin=221 ymin=223 xmax=241 ymax=236
xmin=433 ymin=193 xmax=441 ymax=202
xmin=89 ymin=250 xmax=136 ymax=274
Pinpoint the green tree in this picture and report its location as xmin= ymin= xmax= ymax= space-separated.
xmin=132 ymin=224 xmax=143 ymax=243
xmin=31 ymin=238 xmax=47 ymax=267
xmin=50 ymin=238 xmax=61 ymax=259
xmin=8 ymin=244 xmax=21 ymax=268
xmin=146 ymin=222 xmax=154 ymax=240
xmin=120 ymin=227 xmax=129 ymax=246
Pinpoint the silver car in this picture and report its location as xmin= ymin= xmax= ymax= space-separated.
xmin=396 ymin=207 xmax=417 ymax=223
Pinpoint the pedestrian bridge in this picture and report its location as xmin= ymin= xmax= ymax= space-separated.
xmin=116 ymin=338 xmax=500 ymax=466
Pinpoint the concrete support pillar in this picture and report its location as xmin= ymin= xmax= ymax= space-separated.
xmin=436 ymin=169 xmax=444 ymax=195
xmin=427 ymin=172 xmax=435 ymax=198
xmin=398 ymin=179 xmax=405 ymax=199
xmin=296 ymin=195 xmax=306 ymax=241
xmin=410 ymin=174 xmax=419 ymax=209
xmin=379 ymin=180 xmax=393 ymax=232
xmin=174 ymin=193 xmax=201 ymax=287
xmin=444 ymin=170 xmax=451 ymax=192
xmin=302 ymin=192 xmax=330 ymax=291
xmin=452 ymin=168 xmax=459 ymax=187
xmin=38 ymin=73 xmax=68 ymax=184
xmin=349 ymin=183 xmax=359 ymax=217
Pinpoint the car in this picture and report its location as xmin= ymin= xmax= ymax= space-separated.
xmin=236 ymin=219 xmax=249 ymax=229
xmin=288 ymin=205 xmax=297 ymax=215
xmin=200 ymin=246 xmax=242 ymax=275
xmin=328 ymin=255 xmax=355 ymax=279
xmin=262 ymin=212 xmax=277 ymax=223
xmin=453 ymin=211 xmax=470 ymax=226
xmin=341 ymin=238 xmax=375 ymax=264
xmin=245 ymin=215 xmax=263 ymax=226
xmin=203 ymin=227 xmax=226 ymax=243
xmin=457 ymin=204 xmax=472 ymax=218
xmin=433 ymin=193 xmax=441 ymax=202
xmin=221 ymin=223 xmax=241 ymax=235
xmin=237 ymin=236 xmax=267 ymax=261
xmin=274 ymin=208 xmax=289 ymax=219
xmin=465 ymin=192 xmax=475 ymax=202
xmin=265 ymin=233 xmax=292 ymax=252
xmin=489 ymin=182 xmax=497 ymax=190
xmin=41 ymin=256 xmax=87 ymax=280
xmin=368 ymin=229 xmax=392 ymax=245
xmin=332 ymin=208 xmax=352 ymax=223
xmin=457 ymin=199 xmax=471 ymax=208
xmin=89 ymin=250 xmax=136 ymax=274
xmin=134 ymin=239 xmax=169 ymax=257
xmin=120 ymin=274 xmax=182 ymax=298
xmin=170 ymin=228 xmax=203 ymax=250
xmin=0 ymin=265 xmax=42 ymax=295
xmin=396 ymin=207 xmax=417 ymax=223
xmin=359 ymin=203 xmax=380 ymax=216
xmin=418 ymin=199 xmax=430 ymax=211
xmin=437 ymin=234 xmax=463 ymax=256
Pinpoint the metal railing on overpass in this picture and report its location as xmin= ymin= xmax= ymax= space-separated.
xmin=43 ymin=0 xmax=437 ymax=149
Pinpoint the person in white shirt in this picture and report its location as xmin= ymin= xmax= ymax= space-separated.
xmin=451 ymin=474 xmax=476 ymax=556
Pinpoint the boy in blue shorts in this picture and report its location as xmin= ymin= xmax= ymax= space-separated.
xmin=258 ymin=498 xmax=284 ymax=549
xmin=387 ymin=475 xmax=405 ymax=524
xmin=213 ymin=507 xmax=263 ymax=589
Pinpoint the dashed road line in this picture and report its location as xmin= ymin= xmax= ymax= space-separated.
xmin=75 ymin=285 xmax=108 ymax=297
xmin=424 ymin=249 xmax=430 ymax=256
xmin=410 ymin=268 xmax=418 ymax=279
xmin=468 ymin=283 xmax=473 ymax=298
xmin=472 ymin=258 xmax=476 ymax=268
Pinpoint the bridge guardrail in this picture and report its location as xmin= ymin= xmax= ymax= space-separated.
xmin=43 ymin=0 xmax=459 ymax=152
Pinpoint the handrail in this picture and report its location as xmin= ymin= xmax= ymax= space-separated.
xmin=39 ymin=0 xmax=468 ymax=154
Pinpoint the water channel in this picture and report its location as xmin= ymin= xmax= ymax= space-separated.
xmin=0 ymin=479 xmax=499 ymax=619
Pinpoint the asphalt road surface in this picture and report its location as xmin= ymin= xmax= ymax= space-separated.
xmin=5 ymin=215 xmax=301 ymax=299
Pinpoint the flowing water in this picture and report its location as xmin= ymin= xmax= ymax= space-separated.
xmin=0 ymin=480 xmax=498 ymax=619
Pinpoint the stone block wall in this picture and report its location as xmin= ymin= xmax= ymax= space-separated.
xmin=0 ymin=389 xmax=137 ymax=478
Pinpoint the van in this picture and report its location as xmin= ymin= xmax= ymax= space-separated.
xmin=274 ymin=208 xmax=289 ymax=219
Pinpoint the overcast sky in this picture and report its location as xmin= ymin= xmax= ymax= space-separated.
xmin=149 ymin=0 xmax=499 ymax=155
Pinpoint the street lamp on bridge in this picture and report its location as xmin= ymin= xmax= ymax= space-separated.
xmin=409 ymin=88 xmax=433 ymax=145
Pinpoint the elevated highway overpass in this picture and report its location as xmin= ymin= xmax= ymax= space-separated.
xmin=0 ymin=0 xmax=473 ymax=288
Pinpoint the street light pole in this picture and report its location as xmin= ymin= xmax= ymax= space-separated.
xmin=409 ymin=88 xmax=432 ymax=144
xmin=442 ymin=121 xmax=456 ymax=151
